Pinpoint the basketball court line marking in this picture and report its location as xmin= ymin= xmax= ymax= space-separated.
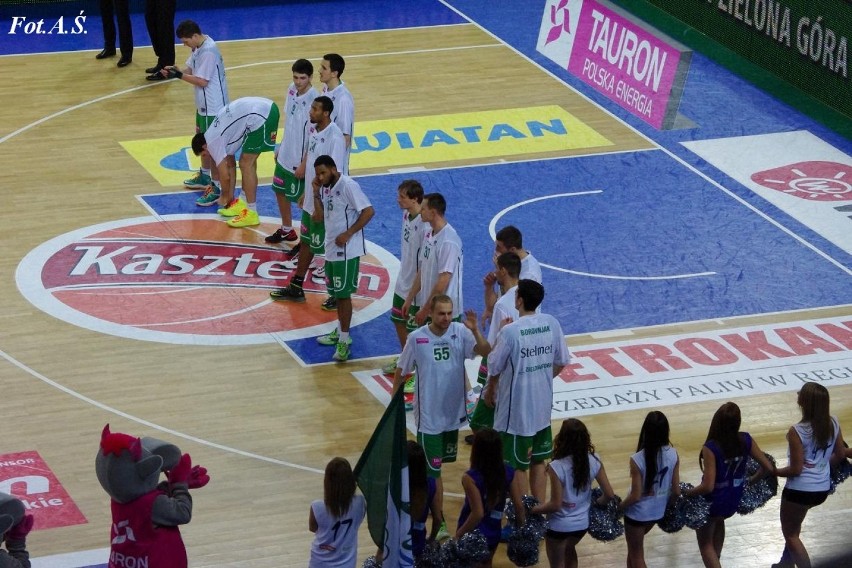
xmin=0 ymin=347 xmax=324 ymax=474
xmin=0 ymin=21 xmax=475 ymax=58
xmin=30 ymin=547 xmax=109 ymax=568
xmin=232 ymin=42 xmax=503 ymax=71
xmin=128 ymin=298 xmax=274 ymax=327
xmin=438 ymin=0 xmax=852 ymax=278
xmin=132 ymin=147 xmax=662 ymax=208
xmin=0 ymin=42 xmax=502 ymax=146
xmin=0 ymin=347 xmax=469 ymax=497
xmin=70 ymin=286 xmax=199 ymax=296
xmin=488 ymin=191 xmax=718 ymax=280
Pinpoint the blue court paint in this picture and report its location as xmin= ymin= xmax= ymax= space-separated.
xmin=143 ymin=149 xmax=851 ymax=364
xmin=0 ymin=0 xmax=464 ymax=55
xmin=442 ymin=0 xmax=852 ymax=153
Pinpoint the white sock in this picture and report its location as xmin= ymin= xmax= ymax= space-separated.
xmin=281 ymin=225 xmax=292 ymax=231
xmin=339 ymin=331 xmax=350 ymax=343
xmin=201 ymin=168 xmax=211 ymax=176
xmin=247 ymin=202 xmax=256 ymax=212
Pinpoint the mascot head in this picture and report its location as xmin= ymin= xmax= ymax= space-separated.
xmin=0 ymin=492 xmax=25 ymax=544
xmin=95 ymin=424 xmax=181 ymax=504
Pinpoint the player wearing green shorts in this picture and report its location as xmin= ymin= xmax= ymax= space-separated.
xmin=394 ymin=295 xmax=490 ymax=544
xmin=381 ymin=180 xmax=427 ymax=376
xmin=500 ymin=427 xmax=553 ymax=473
xmin=404 ymin=193 xmax=480 ymax=419
xmin=268 ymin=58 xmax=317 ymax=246
xmin=163 ymin=20 xmax=229 ymax=202
xmin=310 ymin=154 xmax=373 ymax=362
xmin=469 ymin=252 xmax=521 ymax=433
xmin=417 ymin=431 xmax=459 ymax=477
xmin=484 ymin=279 xmax=570 ymax=502
xmin=269 ymin=96 xmax=347 ymax=310
xmin=190 ymin=96 xmax=279 ymax=228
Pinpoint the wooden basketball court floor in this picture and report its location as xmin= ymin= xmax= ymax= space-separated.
xmin=0 ymin=4 xmax=850 ymax=567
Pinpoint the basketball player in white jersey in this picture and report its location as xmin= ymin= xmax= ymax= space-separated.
xmin=266 ymin=58 xmax=318 ymax=246
xmin=482 ymin=225 xmax=542 ymax=328
xmin=469 ymin=252 xmax=521 ymax=435
xmin=190 ymin=96 xmax=279 ymax=228
xmin=403 ymin=192 xmax=478 ymax=414
xmin=484 ymin=279 xmax=570 ymax=501
xmin=381 ymin=179 xmax=428 ymax=376
xmin=163 ymin=20 xmax=229 ymax=200
xmin=394 ymin=295 xmax=490 ymax=542
xmin=319 ymin=53 xmax=354 ymax=168
xmin=269 ymin=96 xmax=346 ymax=307
xmin=402 ymin=193 xmax=464 ymax=326
xmin=312 ymin=154 xmax=374 ymax=362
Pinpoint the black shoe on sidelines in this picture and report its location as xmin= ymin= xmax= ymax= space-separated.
xmin=96 ymin=48 xmax=116 ymax=59
xmin=117 ymin=57 xmax=132 ymax=68
xmin=146 ymin=72 xmax=167 ymax=81
xmin=145 ymin=65 xmax=161 ymax=74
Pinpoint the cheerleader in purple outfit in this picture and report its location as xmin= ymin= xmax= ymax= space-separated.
xmin=456 ymin=428 xmax=525 ymax=567
xmin=684 ymin=402 xmax=774 ymax=568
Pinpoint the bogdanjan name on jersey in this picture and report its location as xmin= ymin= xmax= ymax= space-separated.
xmin=520 ymin=325 xmax=551 ymax=336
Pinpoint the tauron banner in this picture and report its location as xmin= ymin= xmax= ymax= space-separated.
xmin=537 ymin=0 xmax=692 ymax=130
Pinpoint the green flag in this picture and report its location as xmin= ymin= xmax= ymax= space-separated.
xmin=354 ymin=388 xmax=413 ymax=566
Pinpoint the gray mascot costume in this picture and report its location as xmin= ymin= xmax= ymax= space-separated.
xmin=0 ymin=492 xmax=32 ymax=568
xmin=95 ymin=424 xmax=209 ymax=568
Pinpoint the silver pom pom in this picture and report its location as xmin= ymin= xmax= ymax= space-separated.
xmin=829 ymin=457 xmax=851 ymax=495
xmin=679 ymin=482 xmax=710 ymax=530
xmin=438 ymin=538 xmax=464 ymax=567
xmin=658 ymin=496 xmax=687 ymax=533
xmin=505 ymin=495 xmax=539 ymax=524
xmin=457 ymin=530 xmax=491 ymax=565
xmin=523 ymin=496 xmax=549 ymax=541
xmin=415 ymin=541 xmax=443 ymax=568
xmin=362 ymin=556 xmax=381 ymax=568
xmin=738 ymin=453 xmax=778 ymax=515
xmin=588 ymin=488 xmax=624 ymax=542
xmin=507 ymin=522 xmax=540 ymax=566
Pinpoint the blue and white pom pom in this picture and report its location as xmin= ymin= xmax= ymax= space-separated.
xmin=588 ymin=488 xmax=624 ymax=542
xmin=362 ymin=555 xmax=381 ymax=568
xmin=738 ymin=452 xmax=778 ymax=515
xmin=679 ymin=482 xmax=710 ymax=530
